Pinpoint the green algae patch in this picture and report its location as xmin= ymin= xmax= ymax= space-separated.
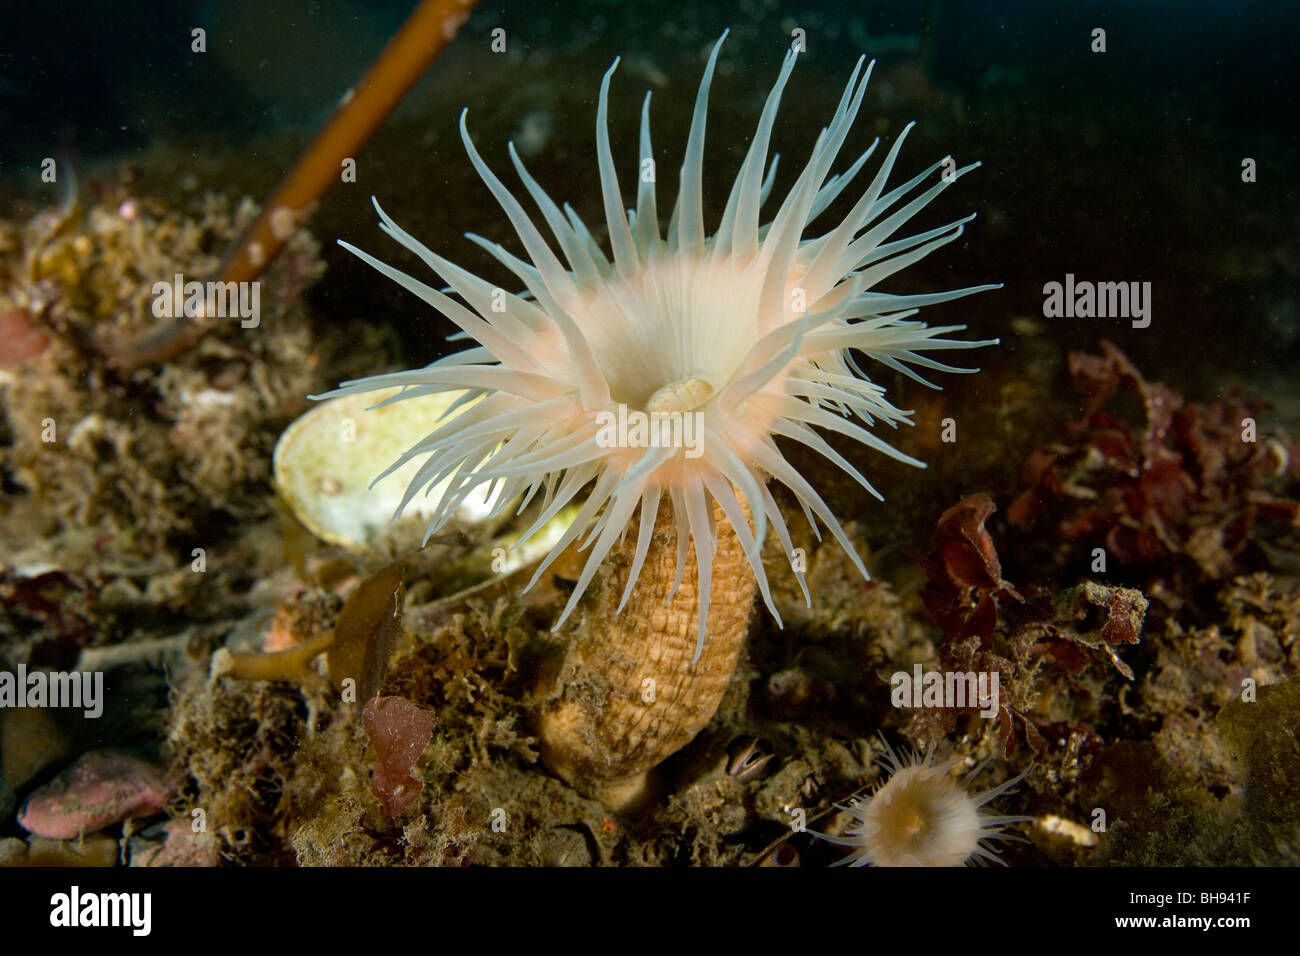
xmin=1216 ymin=678 xmax=1300 ymax=864
xmin=1085 ymin=676 xmax=1300 ymax=865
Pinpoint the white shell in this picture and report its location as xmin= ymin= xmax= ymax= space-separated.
xmin=273 ymin=388 xmax=498 ymax=551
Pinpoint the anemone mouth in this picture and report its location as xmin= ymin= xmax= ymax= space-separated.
xmin=645 ymin=377 xmax=715 ymax=414
xmin=883 ymin=804 xmax=932 ymax=844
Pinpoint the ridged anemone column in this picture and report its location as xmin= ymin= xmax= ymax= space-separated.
xmin=536 ymin=497 xmax=756 ymax=812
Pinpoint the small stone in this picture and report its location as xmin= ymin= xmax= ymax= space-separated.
xmin=129 ymin=818 xmax=222 ymax=867
xmin=17 ymin=751 xmax=171 ymax=839
xmin=540 ymin=825 xmax=592 ymax=867
xmin=23 ymin=835 xmax=121 ymax=867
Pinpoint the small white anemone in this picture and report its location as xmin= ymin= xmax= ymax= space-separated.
xmin=819 ymin=738 xmax=1031 ymax=867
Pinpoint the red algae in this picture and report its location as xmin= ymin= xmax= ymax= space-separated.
xmin=0 ymin=307 xmax=49 ymax=367
xmin=363 ymin=696 xmax=434 ymax=817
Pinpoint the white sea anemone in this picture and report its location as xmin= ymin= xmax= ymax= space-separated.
xmin=819 ymin=739 xmax=1030 ymax=867
xmin=320 ymin=32 xmax=999 ymax=654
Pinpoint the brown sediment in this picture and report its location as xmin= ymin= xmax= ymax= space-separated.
xmin=536 ymin=498 xmax=756 ymax=813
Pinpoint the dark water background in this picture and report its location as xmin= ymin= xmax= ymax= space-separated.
xmin=0 ymin=0 xmax=1295 ymax=396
